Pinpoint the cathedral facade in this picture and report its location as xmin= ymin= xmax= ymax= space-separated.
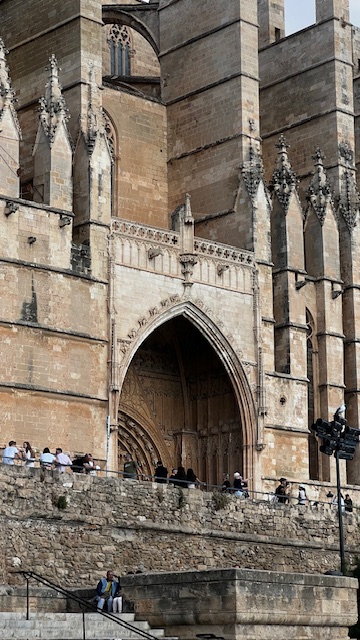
xmin=0 ymin=0 xmax=360 ymax=493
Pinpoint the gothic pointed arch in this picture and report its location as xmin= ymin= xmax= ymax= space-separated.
xmin=102 ymin=7 xmax=159 ymax=57
xmin=117 ymin=300 xmax=257 ymax=486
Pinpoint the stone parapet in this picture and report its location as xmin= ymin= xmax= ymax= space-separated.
xmin=1 ymin=466 xmax=360 ymax=586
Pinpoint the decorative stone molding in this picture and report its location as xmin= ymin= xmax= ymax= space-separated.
xmin=339 ymin=141 xmax=354 ymax=166
xmin=4 ymin=200 xmax=19 ymax=216
xmin=112 ymin=219 xmax=179 ymax=247
xmin=241 ymin=142 xmax=265 ymax=203
xmin=306 ymin=148 xmax=334 ymax=225
xmin=0 ymin=38 xmax=21 ymax=137
xmin=193 ymin=237 xmax=254 ymax=266
xmin=338 ymin=167 xmax=360 ymax=233
xmin=179 ymin=252 xmax=198 ymax=285
xmin=269 ymin=135 xmax=298 ymax=214
xmin=37 ymin=54 xmax=72 ymax=148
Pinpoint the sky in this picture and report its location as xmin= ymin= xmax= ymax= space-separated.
xmin=285 ymin=0 xmax=360 ymax=34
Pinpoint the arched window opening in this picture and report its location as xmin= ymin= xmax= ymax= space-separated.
xmin=107 ymin=25 xmax=132 ymax=77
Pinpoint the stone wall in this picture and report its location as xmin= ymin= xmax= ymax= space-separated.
xmin=1 ymin=466 xmax=360 ymax=588
xmin=121 ymin=568 xmax=358 ymax=640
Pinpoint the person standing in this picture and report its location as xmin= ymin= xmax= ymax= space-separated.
xmin=123 ymin=453 xmax=138 ymax=479
xmin=154 ymin=460 xmax=168 ymax=483
xmin=55 ymin=448 xmax=72 ymax=473
xmin=275 ymin=477 xmax=289 ymax=504
xmin=2 ymin=441 xmax=21 ymax=465
xmin=22 ymin=442 xmax=35 ymax=468
xmin=96 ymin=570 xmax=119 ymax=612
xmin=297 ymin=485 xmax=308 ymax=505
xmin=344 ymin=494 xmax=353 ymax=513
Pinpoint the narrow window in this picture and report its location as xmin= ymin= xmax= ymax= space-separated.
xmin=107 ymin=25 xmax=132 ymax=77
xmin=275 ymin=27 xmax=281 ymax=42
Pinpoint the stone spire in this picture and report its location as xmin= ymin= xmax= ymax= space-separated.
xmin=306 ymin=148 xmax=334 ymax=225
xmin=337 ymin=142 xmax=360 ymax=233
xmin=0 ymin=38 xmax=21 ymax=135
xmin=269 ymin=135 xmax=297 ymax=213
xmin=38 ymin=54 xmax=71 ymax=147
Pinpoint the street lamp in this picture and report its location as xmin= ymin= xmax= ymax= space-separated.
xmin=311 ymin=404 xmax=360 ymax=575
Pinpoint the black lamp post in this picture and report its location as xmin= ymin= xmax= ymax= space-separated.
xmin=311 ymin=405 xmax=360 ymax=575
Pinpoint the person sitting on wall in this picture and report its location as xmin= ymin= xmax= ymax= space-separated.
xmin=39 ymin=447 xmax=55 ymax=469
xmin=96 ymin=570 xmax=119 ymax=612
xmin=154 ymin=460 xmax=168 ymax=483
xmin=297 ymin=484 xmax=308 ymax=505
xmin=275 ymin=477 xmax=289 ymax=504
xmin=112 ymin=579 xmax=123 ymax=614
xmin=233 ymin=472 xmax=246 ymax=497
xmin=2 ymin=441 xmax=21 ymax=465
xmin=72 ymin=454 xmax=89 ymax=473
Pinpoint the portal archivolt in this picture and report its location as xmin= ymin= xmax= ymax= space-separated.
xmin=118 ymin=313 xmax=255 ymax=486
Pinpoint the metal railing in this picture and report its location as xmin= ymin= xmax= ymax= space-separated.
xmin=15 ymin=570 xmax=157 ymax=640
xmin=2 ymin=459 xmax=358 ymax=510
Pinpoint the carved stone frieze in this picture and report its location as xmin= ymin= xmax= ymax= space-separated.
xmin=306 ymin=148 xmax=334 ymax=225
xmin=269 ymin=135 xmax=298 ymax=214
xmin=38 ymin=54 xmax=72 ymax=148
xmin=111 ymin=218 xmax=180 ymax=247
xmin=193 ymin=238 xmax=254 ymax=267
xmin=0 ymin=38 xmax=21 ymax=136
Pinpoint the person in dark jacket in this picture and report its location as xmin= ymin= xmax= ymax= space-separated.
xmin=96 ymin=570 xmax=119 ymax=612
xmin=154 ymin=460 xmax=168 ymax=483
xmin=173 ymin=466 xmax=187 ymax=487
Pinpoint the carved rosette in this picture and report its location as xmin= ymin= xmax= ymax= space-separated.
xmin=241 ymin=142 xmax=265 ymax=203
xmin=38 ymin=54 xmax=71 ymax=147
xmin=179 ymin=253 xmax=198 ymax=285
xmin=269 ymin=135 xmax=298 ymax=214
xmin=306 ymin=148 xmax=334 ymax=225
xmin=0 ymin=38 xmax=21 ymax=136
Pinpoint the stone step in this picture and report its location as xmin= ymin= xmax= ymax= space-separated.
xmin=0 ymin=612 xmax=169 ymax=640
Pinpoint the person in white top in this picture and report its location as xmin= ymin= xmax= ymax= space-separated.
xmin=39 ymin=447 xmax=55 ymax=469
xmin=83 ymin=453 xmax=100 ymax=476
xmin=55 ymin=448 xmax=72 ymax=473
xmin=2 ymin=441 xmax=21 ymax=465
xmin=22 ymin=441 xmax=36 ymax=468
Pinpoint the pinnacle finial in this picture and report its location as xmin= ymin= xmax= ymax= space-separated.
xmin=38 ymin=54 xmax=70 ymax=146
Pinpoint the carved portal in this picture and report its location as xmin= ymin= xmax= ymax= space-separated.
xmin=118 ymin=316 xmax=244 ymax=485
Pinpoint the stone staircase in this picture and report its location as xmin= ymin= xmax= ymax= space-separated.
xmin=0 ymin=612 xmax=173 ymax=639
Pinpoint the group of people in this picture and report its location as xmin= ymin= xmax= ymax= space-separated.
xmin=123 ymin=455 xmax=201 ymax=489
xmin=221 ymin=472 xmax=249 ymax=497
xmin=275 ymin=477 xmax=354 ymax=510
xmin=2 ymin=440 xmax=100 ymax=475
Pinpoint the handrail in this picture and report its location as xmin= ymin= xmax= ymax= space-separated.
xmin=15 ymin=570 xmax=157 ymax=640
